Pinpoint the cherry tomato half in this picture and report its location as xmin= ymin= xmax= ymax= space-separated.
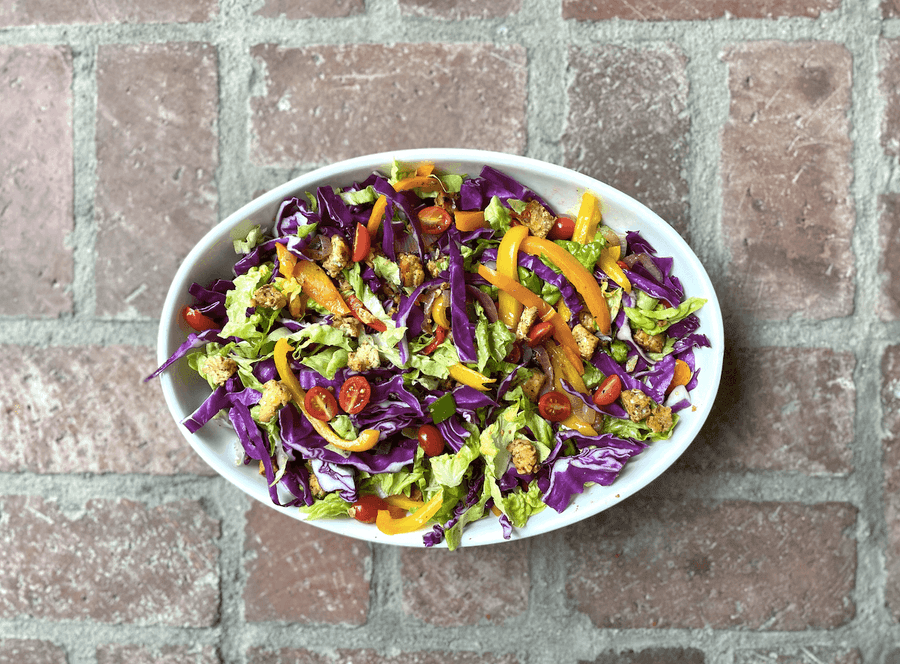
xmin=339 ymin=375 xmax=372 ymax=414
xmin=345 ymin=292 xmax=388 ymax=332
xmin=505 ymin=340 xmax=523 ymax=364
xmin=417 ymin=424 xmax=446 ymax=457
xmin=548 ymin=215 xmax=576 ymax=241
xmin=417 ymin=206 xmax=452 ymax=235
xmin=351 ymin=222 xmax=371 ymax=262
xmin=181 ymin=306 xmax=218 ymax=332
xmin=348 ymin=494 xmax=389 ymax=523
xmin=538 ymin=391 xmax=572 ymax=423
xmin=304 ymin=386 xmax=338 ymax=422
xmin=527 ymin=320 xmax=555 ymax=348
xmin=593 ymin=374 xmax=622 ymax=407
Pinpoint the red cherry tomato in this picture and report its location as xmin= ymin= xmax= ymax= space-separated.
xmin=351 ymin=222 xmax=371 ymax=262
xmin=304 ymin=386 xmax=338 ymax=422
xmin=181 ymin=306 xmax=218 ymax=332
xmin=421 ymin=326 xmax=447 ymax=355
xmin=505 ymin=341 xmax=523 ymax=364
xmin=417 ymin=424 xmax=446 ymax=457
xmin=345 ymin=292 xmax=388 ymax=332
xmin=538 ymin=391 xmax=572 ymax=423
xmin=417 ymin=206 xmax=452 ymax=235
xmin=593 ymin=374 xmax=622 ymax=407
xmin=527 ymin=320 xmax=554 ymax=347
xmin=339 ymin=376 xmax=372 ymax=414
xmin=548 ymin=215 xmax=576 ymax=240
xmin=348 ymin=494 xmax=389 ymax=523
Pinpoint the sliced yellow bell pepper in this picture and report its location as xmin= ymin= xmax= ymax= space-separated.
xmin=376 ymin=491 xmax=443 ymax=535
xmin=546 ymin=342 xmax=598 ymax=435
xmin=430 ymin=293 xmax=451 ymax=329
xmin=392 ymin=175 xmax=442 ymax=193
xmin=518 ymin=236 xmax=611 ymax=336
xmin=448 ymin=363 xmax=495 ymax=392
xmin=293 ymin=260 xmax=351 ymax=317
xmin=572 ymin=191 xmax=602 ymax=244
xmin=275 ymin=242 xmax=298 ymax=279
xmin=274 ymin=339 xmax=381 ymax=452
xmin=454 ymin=210 xmax=486 ymax=232
xmin=599 ymin=248 xmax=631 ymax=294
xmin=366 ymin=195 xmax=387 ymax=237
xmin=497 ymin=225 xmax=530 ymax=330
xmin=416 ymin=162 xmax=435 ymax=177
xmin=384 ymin=494 xmax=425 ymax=511
xmin=476 ymin=264 xmax=584 ymax=375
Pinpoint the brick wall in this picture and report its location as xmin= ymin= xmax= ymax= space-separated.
xmin=0 ymin=1 xmax=897 ymax=662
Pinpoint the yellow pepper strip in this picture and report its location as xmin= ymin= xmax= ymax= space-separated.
xmin=273 ymin=339 xmax=381 ymax=452
xmin=376 ymin=491 xmax=443 ymax=535
xmin=476 ymin=264 xmax=584 ymax=375
xmin=599 ymin=248 xmax=632 ymax=294
xmin=293 ymin=260 xmax=351 ymax=317
xmin=366 ymin=195 xmax=387 ymax=237
xmin=416 ymin=162 xmax=435 ymax=177
xmin=547 ymin=343 xmax=598 ymax=435
xmin=497 ymin=225 xmax=530 ymax=330
xmin=454 ymin=210 xmax=486 ymax=232
xmin=384 ymin=494 xmax=425 ymax=511
xmin=275 ymin=242 xmax=297 ymax=279
xmin=518 ymin=236 xmax=611 ymax=336
xmin=430 ymin=294 xmax=451 ymax=329
xmin=572 ymin=191 xmax=602 ymax=244
xmin=448 ymin=363 xmax=495 ymax=392
xmin=392 ymin=175 xmax=442 ymax=193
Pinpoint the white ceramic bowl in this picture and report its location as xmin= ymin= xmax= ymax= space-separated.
xmin=156 ymin=148 xmax=724 ymax=548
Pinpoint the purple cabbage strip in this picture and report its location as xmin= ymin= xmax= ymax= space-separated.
xmin=182 ymin=385 xmax=262 ymax=434
xmin=144 ymin=329 xmax=226 ymax=382
xmin=309 ymin=458 xmax=357 ymax=503
xmin=229 ymin=402 xmax=284 ymax=505
xmin=481 ymin=247 xmax=583 ymax=319
xmin=458 ymin=165 xmax=552 ymax=212
xmin=435 ymin=415 xmax=470 ymax=453
xmin=423 ymin=466 xmax=486 ymax=547
xmin=447 ymin=228 xmax=477 ymax=363
xmin=543 ymin=443 xmax=645 ymax=513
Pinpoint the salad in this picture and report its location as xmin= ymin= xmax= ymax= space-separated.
xmin=147 ymin=160 xmax=710 ymax=549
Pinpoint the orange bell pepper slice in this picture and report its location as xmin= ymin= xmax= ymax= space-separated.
xmin=366 ymin=195 xmax=387 ymax=237
xmin=293 ymin=260 xmax=351 ymax=317
xmin=497 ymin=225 xmax=530 ymax=330
xmin=392 ymin=175 xmax=443 ymax=193
xmin=572 ymin=191 xmax=601 ymax=244
xmin=275 ymin=242 xmax=297 ymax=279
xmin=274 ymin=339 xmax=381 ymax=452
xmin=375 ymin=491 xmax=443 ymax=535
xmin=415 ymin=162 xmax=435 ymax=177
xmin=667 ymin=359 xmax=692 ymax=394
xmin=518 ymin=236 xmax=611 ymax=336
xmin=599 ymin=248 xmax=631 ymax=294
xmin=454 ymin=210 xmax=486 ymax=232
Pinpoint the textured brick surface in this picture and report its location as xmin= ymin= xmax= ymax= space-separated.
xmin=0 ymin=345 xmax=212 ymax=475
xmin=734 ymin=648 xmax=861 ymax=664
xmin=885 ymin=0 xmax=900 ymax=17
xmin=249 ymin=43 xmax=527 ymax=167
xmin=246 ymin=649 xmax=520 ymax=664
xmin=95 ymin=42 xmax=218 ymax=318
xmin=882 ymin=39 xmax=900 ymax=157
xmin=243 ymin=502 xmax=370 ymax=624
xmin=0 ymin=45 xmax=73 ymax=317
xmin=401 ymin=539 xmax=529 ymax=625
xmin=580 ymin=649 xmax=705 ymax=664
xmin=253 ymin=0 xmax=363 ymax=18
xmin=720 ymin=41 xmax=855 ymax=320
xmin=565 ymin=498 xmax=857 ymax=630
xmin=562 ymin=44 xmax=691 ymax=236
xmin=878 ymin=195 xmax=900 ymax=320
xmin=0 ymin=496 xmax=220 ymax=625
xmin=684 ymin=347 xmax=855 ymax=474
xmin=399 ymin=0 xmax=522 ymax=19
xmin=0 ymin=639 xmax=67 ymax=664
xmin=97 ymin=644 xmax=220 ymax=664
xmin=0 ymin=0 xmax=216 ymax=25
xmin=883 ymin=345 xmax=900 ymax=621
xmin=563 ymin=0 xmax=840 ymax=20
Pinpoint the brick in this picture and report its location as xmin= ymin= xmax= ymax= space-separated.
xmin=246 ymin=648 xmax=520 ymax=664
xmin=565 ymin=498 xmax=856 ymax=630
xmin=0 ymin=45 xmax=73 ymax=317
xmin=885 ymin=2 xmax=900 ymax=21
xmin=249 ymin=43 xmax=526 ymax=167
xmin=97 ymin=645 xmax=220 ymax=664
xmin=0 ymin=639 xmax=67 ymax=664
xmin=399 ymin=0 xmax=521 ymax=19
xmin=243 ymin=502 xmax=370 ymax=624
xmin=720 ymin=41 xmax=855 ymax=320
xmin=254 ymin=0 xmax=363 ymax=18
xmin=563 ymin=0 xmax=839 ymax=20
xmin=400 ymin=540 xmax=529 ymax=625
xmin=878 ymin=195 xmax=900 ymax=320
xmin=0 ymin=345 xmax=213 ymax=475
xmin=882 ymin=345 xmax=900 ymax=621
xmin=562 ymin=44 xmax=690 ymax=237
xmin=734 ymin=648 xmax=861 ymax=664
xmin=95 ymin=43 xmax=218 ymax=318
xmin=883 ymin=40 xmax=900 ymax=156
xmin=580 ymin=649 xmax=704 ymax=664
xmin=0 ymin=0 xmax=216 ymax=26
xmin=0 ymin=496 xmax=220 ymax=625
xmin=683 ymin=347 xmax=855 ymax=474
